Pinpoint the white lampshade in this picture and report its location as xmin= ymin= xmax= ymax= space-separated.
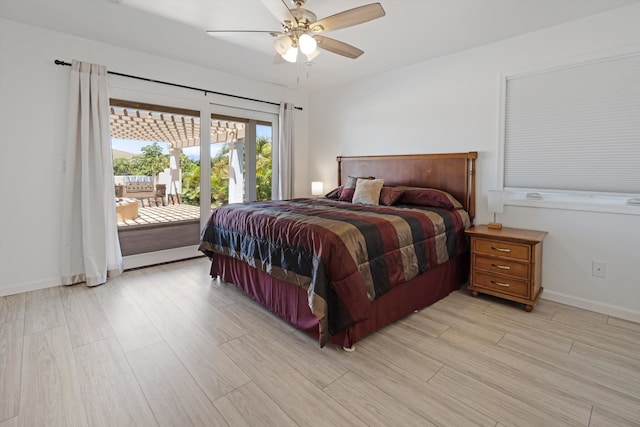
xmin=282 ymin=46 xmax=298 ymax=63
xmin=299 ymin=34 xmax=317 ymax=54
xmin=273 ymin=36 xmax=292 ymax=55
xmin=305 ymin=48 xmax=320 ymax=61
xmin=487 ymin=190 xmax=504 ymax=214
xmin=311 ymin=181 xmax=324 ymax=196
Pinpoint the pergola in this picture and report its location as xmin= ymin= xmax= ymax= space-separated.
xmin=109 ymin=106 xmax=246 ymax=147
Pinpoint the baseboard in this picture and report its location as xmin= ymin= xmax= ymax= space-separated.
xmin=123 ymin=245 xmax=202 ymax=270
xmin=0 ymin=277 xmax=62 ymax=297
xmin=542 ymin=290 xmax=640 ymax=324
xmin=0 ymin=246 xmax=203 ymax=297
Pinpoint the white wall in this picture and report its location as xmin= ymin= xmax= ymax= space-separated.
xmin=307 ymin=4 xmax=640 ymax=322
xmin=0 ymin=18 xmax=308 ymax=295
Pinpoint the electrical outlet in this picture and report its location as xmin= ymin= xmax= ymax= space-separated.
xmin=592 ymin=261 xmax=606 ymax=278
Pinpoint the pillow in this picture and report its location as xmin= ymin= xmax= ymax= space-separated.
xmin=338 ymin=187 xmax=356 ymax=202
xmin=339 ymin=176 xmax=375 ymax=202
xmin=352 ymin=179 xmax=385 ymax=205
xmin=379 ymin=186 xmax=405 ymax=206
xmin=325 ymin=186 xmax=343 ymax=199
xmin=398 ymin=187 xmax=463 ymax=209
xmin=344 ymin=175 xmax=375 ymax=189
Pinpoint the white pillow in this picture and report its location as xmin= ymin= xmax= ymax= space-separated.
xmin=352 ymin=178 xmax=384 ymax=205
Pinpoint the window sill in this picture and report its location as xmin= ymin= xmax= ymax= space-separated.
xmin=503 ymin=192 xmax=640 ymax=216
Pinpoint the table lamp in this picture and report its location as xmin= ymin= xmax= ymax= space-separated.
xmin=311 ymin=181 xmax=324 ymax=197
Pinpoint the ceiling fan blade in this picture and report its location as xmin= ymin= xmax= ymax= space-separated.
xmin=315 ymin=35 xmax=363 ymax=59
xmin=309 ymin=3 xmax=385 ymax=33
xmin=260 ymin=0 xmax=297 ymax=25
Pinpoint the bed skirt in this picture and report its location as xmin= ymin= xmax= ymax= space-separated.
xmin=209 ymin=253 xmax=468 ymax=348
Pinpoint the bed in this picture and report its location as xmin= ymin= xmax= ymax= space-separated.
xmin=199 ymin=152 xmax=477 ymax=348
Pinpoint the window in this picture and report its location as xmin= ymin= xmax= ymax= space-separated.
xmin=500 ymin=51 xmax=640 ymax=212
xmin=209 ymin=115 xmax=274 ymax=207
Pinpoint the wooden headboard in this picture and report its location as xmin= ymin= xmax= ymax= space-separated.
xmin=337 ymin=152 xmax=478 ymax=220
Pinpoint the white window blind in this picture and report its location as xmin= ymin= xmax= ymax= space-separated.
xmin=503 ymin=52 xmax=640 ymax=195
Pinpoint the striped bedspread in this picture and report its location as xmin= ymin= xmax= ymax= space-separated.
xmin=199 ymin=198 xmax=470 ymax=344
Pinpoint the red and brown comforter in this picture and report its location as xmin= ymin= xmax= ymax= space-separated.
xmin=199 ymin=198 xmax=470 ymax=345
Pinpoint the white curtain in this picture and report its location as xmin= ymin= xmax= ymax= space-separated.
xmin=277 ymin=102 xmax=295 ymax=200
xmin=61 ymin=60 xmax=122 ymax=286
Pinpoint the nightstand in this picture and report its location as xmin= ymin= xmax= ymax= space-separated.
xmin=465 ymin=225 xmax=548 ymax=312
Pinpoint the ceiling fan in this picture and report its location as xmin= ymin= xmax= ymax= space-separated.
xmin=206 ymin=0 xmax=386 ymax=63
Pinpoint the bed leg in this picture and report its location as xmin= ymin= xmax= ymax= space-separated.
xmin=343 ymin=345 xmax=356 ymax=352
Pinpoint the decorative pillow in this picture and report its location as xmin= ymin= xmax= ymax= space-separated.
xmin=379 ymin=186 xmax=405 ymax=206
xmin=344 ymin=175 xmax=375 ymax=189
xmin=338 ymin=187 xmax=356 ymax=202
xmin=339 ymin=176 xmax=375 ymax=202
xmin=398 ymin=187 xmax=463 ymax=209
xmin=352 ymin=179 xmax=385 ymax=205
xmin=325 ymin=186 xmax=343 ymax=199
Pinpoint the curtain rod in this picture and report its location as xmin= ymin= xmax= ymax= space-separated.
xmin=54 ymin=60 xmax=302 ymax=111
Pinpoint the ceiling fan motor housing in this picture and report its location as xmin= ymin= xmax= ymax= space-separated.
xmin=290 ymin=8 xmax=317 ymax=30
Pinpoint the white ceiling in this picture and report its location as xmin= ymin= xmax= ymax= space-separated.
xmin=1 ymin=0 xmax=638 ymax=91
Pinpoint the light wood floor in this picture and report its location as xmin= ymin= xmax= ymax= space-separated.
xmin=1 ymin=257 xmax=639 ymax=426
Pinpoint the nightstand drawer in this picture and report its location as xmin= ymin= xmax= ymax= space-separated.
xmin=473 ymin=255 xmax=530 ymax=279
xmin=474 ymin=239 xmax=531 ymax=261
xmin=472 ymin=271 xmax=530 ymax=298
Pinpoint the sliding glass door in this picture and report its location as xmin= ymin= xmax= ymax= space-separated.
xmin=107 ymin=97 xmax=278 ymax=267
xmin=109 ymin=100 xmax=202 ymax=257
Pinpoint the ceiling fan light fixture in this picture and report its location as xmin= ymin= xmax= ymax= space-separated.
xmin=282 ymin=46 xmax=298 ymax=63
xmin=305 ymin=48 xmax=320 ymax=61
xmin=273 ymin=36 xmax=293 ymax=56
xmin=298 ymin=33 xmax=317 ymax=55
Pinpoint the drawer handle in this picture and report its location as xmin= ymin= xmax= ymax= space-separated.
xmin=491 ymin=280 xmax=510 ymax=287
xmin=491 ymin=246 xmax=511 ymax=253
xmin=491 ymin=264 xmax=511 ymax=270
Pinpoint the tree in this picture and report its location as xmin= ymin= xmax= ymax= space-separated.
xmin=209 ymin=144 xmax=231 ymax=206
xmin=255 ymin=136 xmax=272 ymax=201
xmin=112 ymin=143 xmax=170 ymax=179
xmin=136 ymin=143 xmax=169 ymax=183
xmin=180 ymin=148 xmax=230 ymax=206
xmin=181 ymin=164 xmax=201 ymax=205
xmin=191 ymin=137 xmax=272 ymax=206
xmin=113 ymin=157 xmax=135 ymax=175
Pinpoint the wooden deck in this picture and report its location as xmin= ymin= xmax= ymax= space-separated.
xmin=117 ymin=203 xmax=202 ymax=256
xmin=117 ymin=203 xmax=200 ymax=227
